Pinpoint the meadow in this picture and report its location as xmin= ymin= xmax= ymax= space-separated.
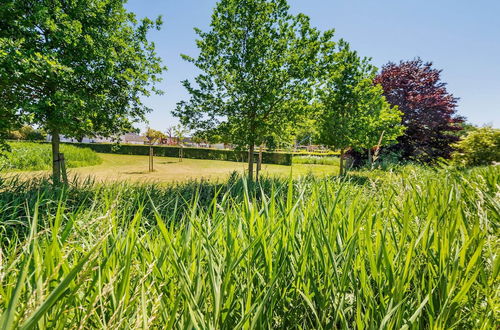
xmin=0 ymin=142 xmax=102 ymax=171
xmin=0 ymin=165 xmax=498 ymax=328
xmin=3 ymin=153 xmax=340 ymax=183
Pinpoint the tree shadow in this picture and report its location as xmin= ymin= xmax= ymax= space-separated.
xmin=123 ymin=171 xmax=149 ymax=175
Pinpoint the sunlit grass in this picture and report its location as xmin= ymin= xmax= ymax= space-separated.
xmin=0 ymin=142 xmax=102 ymax=171
xmin=0 ymin=166 xmax=498 ymax=328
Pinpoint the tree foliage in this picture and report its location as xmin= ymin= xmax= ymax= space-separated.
xmin=7 ymin=125 xmax=46 ymax=141
xmin=317 ymin=40 xmax=403 ymax=174
xmin=173 ymin=0 xmax=330 ymax=179
xmin=374 ymin=58 xmax=463 ymax=162
xmin=452 ymin=126 xmax=500 ymax=167
xmin=0 ymin=0 xmax=165 ymax=182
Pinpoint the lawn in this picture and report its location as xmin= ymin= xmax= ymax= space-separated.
xmin=5 ymin=153 xmax=340 ymax=183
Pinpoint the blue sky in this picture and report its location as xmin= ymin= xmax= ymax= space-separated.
xmin=125 ymin=0 xmax=500 ymax=131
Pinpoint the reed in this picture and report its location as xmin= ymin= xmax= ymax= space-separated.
xmin=0 ymin=166 xmax=498 ymax=328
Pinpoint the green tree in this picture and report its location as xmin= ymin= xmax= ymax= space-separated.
xmin=8 ymin=125 xmax=46 ymax=141
xmin=317 ymin=40 xmax=402 ymax=175
xmin=452 ymin=126 xmax=500 ymax=167
xmin=358 ymin=85 xmax=404 ymax=166
xmin=0 ymin=0 xmax=165 ymax=183
xmin=145 ymin=128 xmax=165 ymax=172
xmin=173 ymin=0 xmax=331 ymax=181
xmin=173 ymin=124 xmax=189 ymax=161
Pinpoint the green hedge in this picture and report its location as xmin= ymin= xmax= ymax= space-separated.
xmin=67 ymin=143 xmax=292 ymax=166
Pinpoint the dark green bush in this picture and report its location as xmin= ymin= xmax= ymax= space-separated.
xmin=68 ymin=142 xmax=293 ymax=165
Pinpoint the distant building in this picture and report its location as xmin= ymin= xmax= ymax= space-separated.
xmin=120 ymin=133 xmax=146 ymax=144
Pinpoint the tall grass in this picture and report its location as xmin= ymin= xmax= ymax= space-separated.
xmin=0 ymin=142 xmax=102 ymax=171
xmin=0 ymin=166 xmax=498 ymax=328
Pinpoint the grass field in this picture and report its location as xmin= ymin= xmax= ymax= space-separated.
xmin=4 ymin=153 xmax=340 ymax=183
xmin=0 ymin=165 xmax=498 ymax=328
xmin=0 ymin=142 xmax=102 ymax=171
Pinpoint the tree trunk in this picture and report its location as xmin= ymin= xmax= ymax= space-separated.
xmin=339 ymin=148 xmax=345 ymax=176
xmin=368 ymin=148 xmax=373 ymax=168
xmin=149 ymin=145 xmax=153 ymax=172
xmin=51 ymin=131 xmax=61 ymax=184
xmin=248 ymin=144 xmax=255 ymax=182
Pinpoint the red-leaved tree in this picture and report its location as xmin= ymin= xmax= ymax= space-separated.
xmin=374 ymin=58 xmax=463 ymax=161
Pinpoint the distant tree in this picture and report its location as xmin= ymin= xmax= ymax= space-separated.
xmin=374 ymin=58 xmax=463 ymax=162
xmin=317 ymin=40 xmax=402 ymax=175
xmin=173 ymin=0 xmax=330 ymax=181
xmin=173 ymin=124 xmax=189 ymax=161
xmin=165 ymin=126 xmax=175 ymax=145
xmin=8 ymin=125 xmax=46 ymax=141
xmin=0 ymin=0 xmax=165 ymax=183
xmin=145 ymin=128 xmax=166 ymax=172
xmin=452 ymin=126 xmax=500 ymax=167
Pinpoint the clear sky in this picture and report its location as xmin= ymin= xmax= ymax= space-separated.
xmin=125 ymin=0 xmax=500 ymax=131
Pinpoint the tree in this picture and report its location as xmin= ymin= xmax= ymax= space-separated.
xmin=0 ymin=0 xmax=165 ymax=183
xmin=0 ymin=112 xmax=16 ymax=154
xmin=317 ymin=40 xmax=402 ymax=175
xmin=173 ymin=124 xmax=189 ymax=161
xmin=452 ymin=126 xmax=500 ymax=167
xmin=173 ymin=0 xmax=330 ymax=181
xmin=374 ymin=58 xmax=463 ymax=162
xmin=145 ymin=128 xmax=165 ymax=172
xmin=8 ymin=125 xmax=46 ymax=141
xmin=358 ymin=86 xmax=405 ymax=167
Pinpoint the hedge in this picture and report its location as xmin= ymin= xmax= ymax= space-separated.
xmin=67 ymin=143 xmax=293 ymax=166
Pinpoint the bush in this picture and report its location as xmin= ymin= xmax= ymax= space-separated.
xmin=452 ymin=127 xmax=500 ymax=167
xmin=0 ymin=142 xmax=102 ymax=171
xmin=69 ymin=142 xmax=293 ymax=165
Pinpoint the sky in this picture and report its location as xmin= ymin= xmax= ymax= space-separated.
xmin=125 ymin=0 xmax=500 ymax=131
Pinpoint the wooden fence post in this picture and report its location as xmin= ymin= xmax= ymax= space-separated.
xmin=59 ymin=153 xmax=68 ymax=184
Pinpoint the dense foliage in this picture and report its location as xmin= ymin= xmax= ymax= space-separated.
xmin=7 ymin=125 xmax=46 ymax=141
xmin=174 ymin=0 xmax=331 ymax=179
xmin=0 ymin=142 xmax=101 ymax=171
xmin=0 ymin=0 xmax=165 ymax=182
xmin=374 ymin=59 xmax=463 ymax=162
xmin=0 ymin=166 xmax=498 ymax=328
xmin=452 ymin=126 xmax=500 ymax=167
xmin=317 ymin=40 xmax=403 ymax=174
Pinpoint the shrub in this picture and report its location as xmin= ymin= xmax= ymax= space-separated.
xmin=452 ymin=127 xmax=500 ymax=167
xmin=0 ymin=142 xmax=102 ymax=171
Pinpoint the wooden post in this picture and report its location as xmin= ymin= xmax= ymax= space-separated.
xmin=248 ymin=145 xmax=255 ymax=182
xmin=51 ymin=131 xmax=61 ymax=184
xmin=256 ymin=145 xmax=263 ymax=182
xmin=149 ymin=145 xmax=153 ymax=172
xmin=59 ymin=153 xmax=68 ymax=184
xmin=339 ymin=148 xmax=345 ymax=176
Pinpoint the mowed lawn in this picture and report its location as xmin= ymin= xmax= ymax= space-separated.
xmin=5 ymin=153 xmax=340 ymax=183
